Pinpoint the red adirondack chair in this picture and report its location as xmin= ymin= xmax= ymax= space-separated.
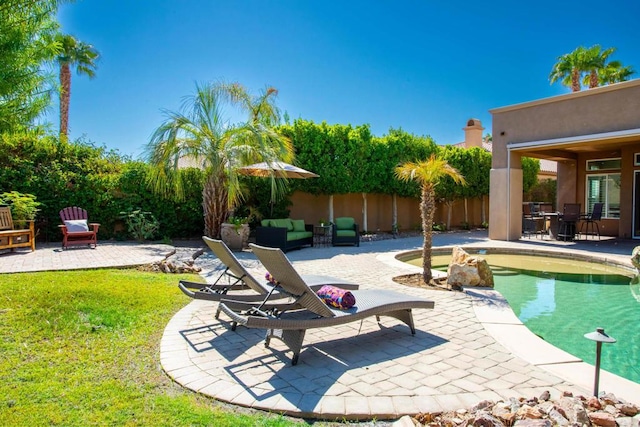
xmin=59 ymin=207 xmax=100 ymax=249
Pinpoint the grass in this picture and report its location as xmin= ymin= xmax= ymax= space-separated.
xmin=0 ymin=268 xmax=309 ymax=426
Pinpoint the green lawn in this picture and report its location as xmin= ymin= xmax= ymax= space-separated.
xmin=0 ymin=268 xmax=307 ymax=426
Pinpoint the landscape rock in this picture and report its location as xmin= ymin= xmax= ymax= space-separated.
xmin=408 ymin=392 xmax=638 ymax=427
xmin=447 ymin=246 xmax=494 ymax=287
xmin=588 ymin=412 xmax=616 ymax=427
xmin=630 ymin=246 xmax=640 ymax=271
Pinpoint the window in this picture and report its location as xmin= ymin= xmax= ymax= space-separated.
xmin=586 ymin=174 xmax=620 ymax=218
xmin=587 ymin=158 xmax=621 ymax=171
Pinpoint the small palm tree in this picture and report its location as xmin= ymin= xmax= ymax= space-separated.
xmin=395 ymin=155 xmax=465 ymax=283
xmin=55 ymin=34 xmax=99 ymax=138
xmin=145 ymin=81 xmax=293 ymax=238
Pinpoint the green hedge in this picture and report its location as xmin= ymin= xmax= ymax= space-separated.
xmin=0 ymin=133 xmax=203 ymax=241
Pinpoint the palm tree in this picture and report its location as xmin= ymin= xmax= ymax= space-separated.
xmin=596 ymin=61 xmax=636 ymax=86
xmin=581 ymin=45 xmax=616 ymax=88
xmin=56 ymin=34 xmax=99 ymax=138
xmin=145 ymin=82 xmax=293 ymax=238
xmin=395 ymin=155 xmax=465 ymax=283
xmin=549 ymin=46 xmax=587 ymax=92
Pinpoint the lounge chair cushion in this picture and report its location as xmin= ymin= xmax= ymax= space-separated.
xmin=64 ymin=219 xmax=89 ymax=232
xmin=316 ymin=285 xmax=356 ymax=309
xmin=336 ymin=230 xmax=356 ymax=237
xmin=291 ymin=219 xmax=306 ymax=232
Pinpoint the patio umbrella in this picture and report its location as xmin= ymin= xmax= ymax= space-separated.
xmin=238 ymin=161 xmax=318 ymax=216
xmin=238 ymin=161 xmax=319 ymax=179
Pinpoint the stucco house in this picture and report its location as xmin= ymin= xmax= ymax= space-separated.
xmin=489 ymin=78 xmax=640 ymax=241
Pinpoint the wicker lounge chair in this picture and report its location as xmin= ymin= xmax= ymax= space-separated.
xmin=179 ymin=237 xmax=357 ymax=317
xmin=218 ymin=243 xmax=435 ymax=365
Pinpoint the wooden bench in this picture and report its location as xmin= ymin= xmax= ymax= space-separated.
xmin=0 ymin=206 xmax=35 ymax=252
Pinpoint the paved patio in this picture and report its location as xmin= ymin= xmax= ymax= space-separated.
xmin=2 ymin=232 xmax=639 ymax=421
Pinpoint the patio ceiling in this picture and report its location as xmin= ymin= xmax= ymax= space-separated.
xmin=508 ymin=128 xmax=640 ymax=161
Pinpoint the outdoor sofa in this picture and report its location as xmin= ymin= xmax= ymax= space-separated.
xmin=255 ymin=218 xmax=313 ymax=252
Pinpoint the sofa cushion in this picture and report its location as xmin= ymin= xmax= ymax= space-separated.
xmin=270 ymin=218 xmax=293 ymax=231
xmin=291 ymin=219 xmax=306 ymax=232
xmin=64 ymin=219 xmax=89 ymax=232
xmin=261 ymin=219 xmax=270 ymax=227
xmin=336 ymin=230 xmax=356 ymax=237
xmin=286 ymin=231 xmax=312 ymax=241
xmin=334 ymin=217 xmax=354 ymax=230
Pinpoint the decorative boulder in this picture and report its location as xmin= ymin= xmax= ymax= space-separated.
xmin=631 ymin=246 xmax=640 ymax=272
xmin=447 ymin=246 xmax=494 ymax=288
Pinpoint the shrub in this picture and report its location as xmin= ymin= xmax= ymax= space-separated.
xmin=119 ymin=208 xmax=160 ymax=242
xmin=0 ymin=191 xmax=40 ymax=224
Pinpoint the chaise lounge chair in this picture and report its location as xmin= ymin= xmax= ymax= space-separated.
xmin=218 ymin=243 xmax=435 ymax=365
xmin=178 ymin=237 xmax=357 ymax=317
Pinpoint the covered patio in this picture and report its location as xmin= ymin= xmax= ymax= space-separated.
xmin=489 ymin=79 xmax=640 ymax=241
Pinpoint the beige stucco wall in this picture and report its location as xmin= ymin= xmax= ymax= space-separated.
xmin=289 ymin=191 xmax=487 ymax=233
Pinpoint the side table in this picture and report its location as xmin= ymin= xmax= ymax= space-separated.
xmin=313 ymin=224 xmax=332 ymax=247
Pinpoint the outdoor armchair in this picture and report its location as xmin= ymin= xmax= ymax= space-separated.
xmin=331 ymin=217 xmax=360 ymax=246
xmin=59 ymin=206 xmax=99 ymax=249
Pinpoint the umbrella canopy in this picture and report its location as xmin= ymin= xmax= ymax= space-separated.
xmin=238 ymin=161 xmax=319 ymax=179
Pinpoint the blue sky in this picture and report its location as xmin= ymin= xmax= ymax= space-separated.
xmin=54 ymin=0 xmax=640 ymax=159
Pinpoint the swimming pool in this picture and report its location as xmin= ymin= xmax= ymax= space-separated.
xmin=402 ymin=250 xmax=640 ymax=384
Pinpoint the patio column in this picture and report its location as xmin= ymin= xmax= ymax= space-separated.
xmin=489 ymin=152 xmax=523 ymax=241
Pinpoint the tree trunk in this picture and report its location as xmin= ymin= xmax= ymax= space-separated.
xmin=589 ymin=70 xmax=599 ymax=88
xmin=446 ymin=200 xmax=453 ymax=230
xmin=60 ymin=63 xmax=71 ymax=138
xmin=392 ymin=193 xmax=398 ymax=236
xmin=571 ymin=68 xmax=581 ymax=92
xmin=362 ymin=193 xmax=368 ymax=233
xmin=202 ymin=173 xmax=228 ymax=238
xmin=464 ymin=198 xmax=468 ymax=225
xmin=421 ymin=186 xmax=435 ymax=283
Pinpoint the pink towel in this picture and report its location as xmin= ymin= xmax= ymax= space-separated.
xmin=316 ymin=285 xmax=356 ymax=309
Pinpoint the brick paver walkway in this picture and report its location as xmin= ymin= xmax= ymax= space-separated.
xmin=161 ymin=233 xmax=640 ymax=420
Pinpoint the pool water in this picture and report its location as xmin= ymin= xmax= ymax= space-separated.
xmin=426 ymin=253 xmax=640 ymax=384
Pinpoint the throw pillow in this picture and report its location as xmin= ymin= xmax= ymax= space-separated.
xmin=64 ymin=219 xmax=89 ymax=232
xmin=291 ymin=219 xmax=306 ymax=232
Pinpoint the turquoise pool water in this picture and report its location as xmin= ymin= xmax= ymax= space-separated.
xmin=426 ymin=253 xmax=640 ymax=384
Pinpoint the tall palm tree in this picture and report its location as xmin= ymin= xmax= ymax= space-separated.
xmin=549 ymin=46 xmax=587 ymax=92
xmin=145 ymin=82 xmax=293 ymax=238
xmin=582 ymin=45 xmax=616 ymax=88
xmin=56 ymin=34 xmax=99 ymax=138
xmin=395 ymin=155 xmax=465 ymax=283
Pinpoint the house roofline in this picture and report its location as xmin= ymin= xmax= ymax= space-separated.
xmin=508 ymin=127 xmax=640 ymax=151
xmin=489 ymin=78 xmax=640 ymax=114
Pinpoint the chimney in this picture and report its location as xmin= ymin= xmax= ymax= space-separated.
xmin=463 ymin=118 xmax=484 ymax=148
